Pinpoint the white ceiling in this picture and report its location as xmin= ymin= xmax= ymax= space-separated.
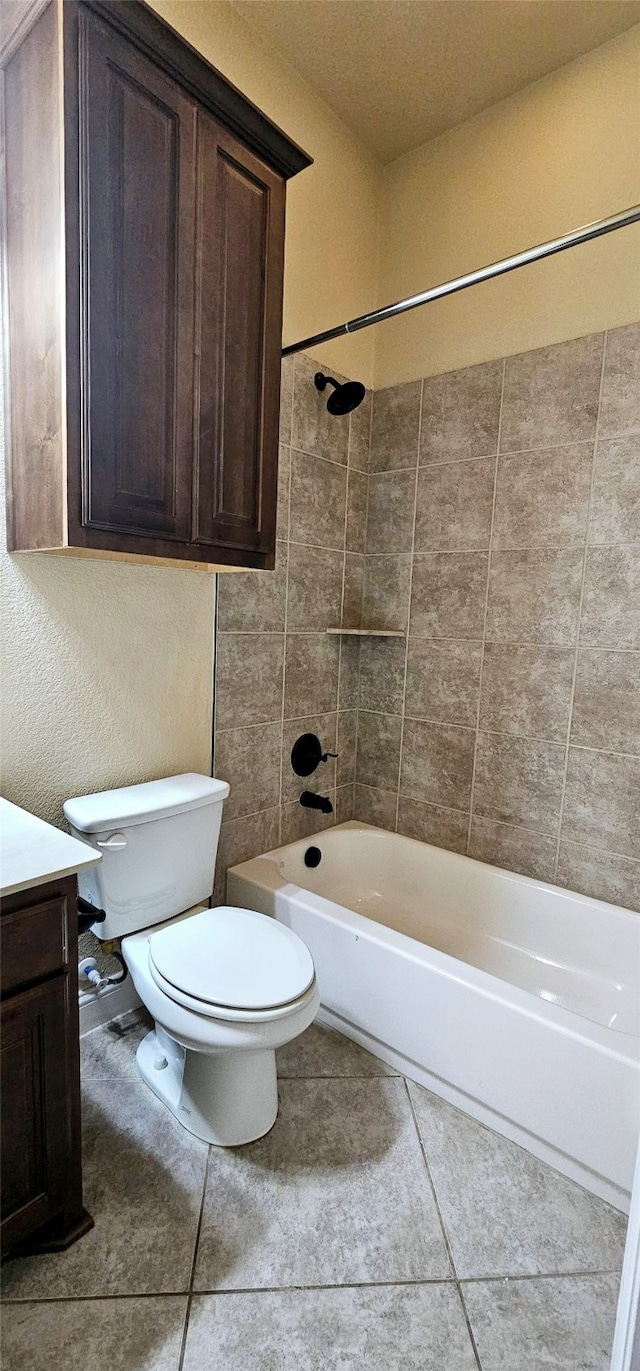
xmin=231 ymin=0 xmax=640 ymax=162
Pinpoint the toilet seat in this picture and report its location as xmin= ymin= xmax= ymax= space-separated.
xmin=147 ymin=905 xmax=316 ymax=1022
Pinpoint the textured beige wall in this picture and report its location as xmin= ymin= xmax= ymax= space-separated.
xmin=147 ymin=0 xmax=381 ymax=387
xmin=0 ymin=393 xmax=215 ymax=829
xmin=376 ymin=26 xmax=640 ymax=387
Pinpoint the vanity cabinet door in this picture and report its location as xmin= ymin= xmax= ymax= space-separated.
xmin=0 ymin=978 xmax=69 ymax=1254
xmin=192 ymin=113 xmax=285 ymax=561
xmin=76 ymin=6 xmax=198 ymax=543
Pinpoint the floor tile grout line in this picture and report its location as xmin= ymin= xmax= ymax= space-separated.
xmin=402 ymin=1079 xmax=483 ymax=1370
xmin=467 ymin=359 xmax=506 ymax=857
xmin=2 ymin=1268 xmax=624 ymax=1306
xmin=553 ymin=333 xmax=608 ymax=883
xmin=176 ymin=1144 xmax=212 ymax=1371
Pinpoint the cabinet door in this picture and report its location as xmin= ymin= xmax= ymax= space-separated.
xmin=1 ymin=979 xmax=69 ymax=1254
xmin=77 ymin=8 xmax=197 ymax=541
xmin=192 ymin=112 xmax=285 ymax=559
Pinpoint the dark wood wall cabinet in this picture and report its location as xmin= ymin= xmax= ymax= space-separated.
xmin=2 ymin=1 xmax=311 ymax=571
xmin=1 ymin=876 xmax=91 ymax=1257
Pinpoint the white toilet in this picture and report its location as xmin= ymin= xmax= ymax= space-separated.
xmin=64 ymin=774 xmax=319 ymax=1146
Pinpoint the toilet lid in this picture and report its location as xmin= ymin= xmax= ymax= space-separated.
xmin=148 ymin=906 xmax=315 ymax=1011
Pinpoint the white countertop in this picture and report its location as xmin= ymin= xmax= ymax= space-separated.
xmin=0 ymin=797 xmax=102 ymax=898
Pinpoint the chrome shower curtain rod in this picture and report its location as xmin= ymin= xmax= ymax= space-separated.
xmin=282 ymin=203 xmax=640 ymax=356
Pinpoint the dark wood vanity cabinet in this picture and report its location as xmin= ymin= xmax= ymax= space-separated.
xmin=2 ymin=0 xmax=310 ymax=571
xmin=1 ymin=877 xmax=91 ymax=1257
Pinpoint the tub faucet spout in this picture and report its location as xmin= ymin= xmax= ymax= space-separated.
xmin=299 ymin=790 xmax=333 ymax=814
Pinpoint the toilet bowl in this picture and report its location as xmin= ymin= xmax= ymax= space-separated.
xmin=122 ymin=905 xmax=319 ymax=1145
xmin=64 ymin=774 xmax=319 ymax=1147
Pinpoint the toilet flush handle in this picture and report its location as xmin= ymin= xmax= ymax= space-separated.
xmin=96 ymin=832 xmax=128 ymax=849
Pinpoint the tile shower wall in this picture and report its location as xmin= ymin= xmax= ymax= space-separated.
xmin=354 ymin=323 xmax=640 ymax=912
xmin=212 ymin=354 xmax=371 ymax=902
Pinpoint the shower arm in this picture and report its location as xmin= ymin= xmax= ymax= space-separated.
xmin=281 ymin=203 xmax=640 ymax=357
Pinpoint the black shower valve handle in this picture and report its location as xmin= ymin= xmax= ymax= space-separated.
xmin=320 ymin=749 xmax=338 ymax=763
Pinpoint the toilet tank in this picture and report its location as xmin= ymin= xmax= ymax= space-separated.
xmin=63 ymin=774 xmax=230 ymax=940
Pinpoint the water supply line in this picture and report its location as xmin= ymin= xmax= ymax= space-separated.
xmin=282 ymin=203 xmax=640 ymax=356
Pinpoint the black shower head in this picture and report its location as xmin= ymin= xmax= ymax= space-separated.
xmin=314 ymin=372 xmax=366 ymax=415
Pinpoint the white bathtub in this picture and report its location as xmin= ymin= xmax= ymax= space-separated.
xmin=228 ymin=821 xmax=640 ymax=1213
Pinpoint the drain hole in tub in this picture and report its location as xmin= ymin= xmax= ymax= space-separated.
xmin=304 ymin=846 xmax=322 ymax=869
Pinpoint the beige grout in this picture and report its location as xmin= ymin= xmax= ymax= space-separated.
xmin=352 ymin=389 xmax=374 ymax=809
xmin=392 ymin=384 xmax=423 ymax=832
xmin=553 ymin=333 xmax=609 ymax=883
xmin=466 ymin=358 xmax=506 ymax=855
xmin=276 ymin=360 xmax=298 ymax=848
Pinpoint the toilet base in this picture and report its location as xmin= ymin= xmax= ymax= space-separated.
xmin=136 ymin=1026 xmax=279 ymax=1146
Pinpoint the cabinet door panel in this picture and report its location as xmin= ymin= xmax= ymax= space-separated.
xmin=78 ymin=9 xmax=197 ymax=540
xmin=193 ymin=113 xmax=285 ymax=555
xmin=1 ymin=979 xmax=69 ymax=1254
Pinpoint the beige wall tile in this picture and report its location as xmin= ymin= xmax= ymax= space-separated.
xmin=216 ymin=634 xmax=284 ymax=730
xmin=366 ymin=470 xmax=416 ymax=555
xmin=217 ymin=541 xmax=287 ymax=633
xmin=348 ymin=390 xmax=372 ymax=471
xmin=359 ymin=638 xmax=406 ymax=714
xmin=414 ymin=458 xmax=495 ymax=552
xmin=410 ymin=552 xmax=488 ymax=639
xmin=492 ymin=444 xmax=593 ymax=550
xmin=337 ymin=710 xmax=357 ymax=785
xmin=599 ymin=323 xmax=640 ymax=437
xmin=500 ymin=333 xmax=603 ymax=453
xmin=479 ymin=643 xmax=574 ymax=742
xmin=571 ymin=650 xmax=640 ymax=755
xmin=215 ymin=722 xmax=282 ymax=821
xmin=420 ymin=359 xmax=502 ymax=465
xmin=370 ymin=381 xmax=422 ymax=472
xmin=335 ymin=784 xmax=356 ymax=824
xmin=279 ymin=356 xmax=293 ymax=446
xmin=557 ymin=840 xmax=640 ymax=911
xmin=292 ymin=354 xmax=349 ymax=464
xmin=588 ymin=434 xmax=640 ymax=545
xmin=276 ymin=445 xmax=291 ymax=541
xmin=338 ymin=638 xmax=361 ymax=710
xmin=486 ymin=548 xmax=583 ymax=646
xmin=356 ymin=711 xmax=402 ymax=790
xmin=286 ymin=545 xmax=344 ymax=632
xmin=216 ymin=807 xmax=280 ymax=895
xmin=561 ymin=747 xmax=640 ymax=858
xmin=281 ymin=796 xmax=336 ymax=845
xmin=342 ymin=554 xmax=365 ymax=628
xmin=397 ymin=796 xmax=468 ymax=854
xmin=362 ymin=554 xmax=412 ymax=630
xmin=472 ymin=732 xmax=565 ymax=832
xmin=346 ymin=469 xmax=368 ymax=553
xmin=281 ymin=713 xmax=338 ymax=803
xmin=468 ymin=817 xmax=557 ymax=883
xmin=289 ymin=451 xmax=347 ymax=550
xmin=353 ymin=784 xmax=397 ymax=831
xmin=284 ymin=633 xmax=340 ymax=719
xmin=400 ymin=719 xmax=475 ymax=811
xmin=405 ymin=638 xmax=482 ymax=727
xmin=580 ymin=544 xmax=640 ymax=648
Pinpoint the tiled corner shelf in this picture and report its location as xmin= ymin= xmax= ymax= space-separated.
xmin=326 ymin=627 xmax=406 ymax=638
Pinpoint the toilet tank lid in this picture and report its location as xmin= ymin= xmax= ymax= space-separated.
xmin=63 ymin=774 xmax=230 ymax=834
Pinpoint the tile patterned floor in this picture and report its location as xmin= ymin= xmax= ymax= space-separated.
xmin=1 ymin=1009 xmax=627 ymax=1370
